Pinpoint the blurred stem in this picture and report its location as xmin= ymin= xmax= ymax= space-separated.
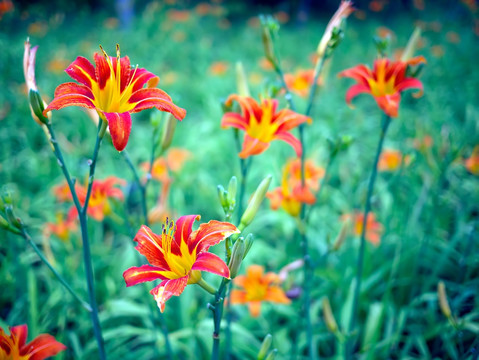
xmin=122 ymin=151 xmax=149 ymax=226
xmin=210 ymin=278 xmax=230 ymax=360
xmin=234 ymin=129 xmax=252 ymax=224
xmin=19 ymin=227 xmax=92 ymax=312
xmin=305 ymin=53 xmax=327 ymax=117
xmin=45 ymin=120 xmax=106 ymax=359
xmin=345 ymin=114 xmax=391 ymax=359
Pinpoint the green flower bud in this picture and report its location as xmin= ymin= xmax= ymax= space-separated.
xmin=257 ymin=334 xmax=273 ymax=360
xmin=161 ymin=113 xmax=177 ymax=152
xmin=236 ymin=62 xmax=250 ymax=97
xmin=243 ymin=233 xmax=254 ymax=258
xmin=265 ymin=349 xmax=277 ymax=360
xmin=228 ymin=237 xmax=246 ymax=278
xmin=322 ymin=296 xmax=339 ymax=333
xmin=28 ymin=89 xmax=49 ymax=125
xmin=239 ymin=175 xmax=272 ymax=230
xmin=5 ymin=206 xmax=21 ymax=230
xmin=226 ymin=176 xmax=237 ymax=209
xmin=0 ymin=214 xmax=9 ymax=229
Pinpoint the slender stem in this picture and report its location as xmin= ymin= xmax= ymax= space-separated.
xmin=19 ymin=227 xmax=92 ymax=312
xmin=234 ymin=130 xmax=251 ymax=224
xmin=305 ymin=54 xmax=327 ymax=118
xmin=345 ymin=114 xmax=391 ymax=359
xmin=122 ymin=151 xmax=149 ymax=226
xmin=211 ymin=279 xmax=229 ymax=360
xmin=45 ymin=120 xmax=107 ymax=360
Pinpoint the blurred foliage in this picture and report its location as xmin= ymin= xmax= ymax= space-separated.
xmin=1 ymin=0 xmax=479 ymax=359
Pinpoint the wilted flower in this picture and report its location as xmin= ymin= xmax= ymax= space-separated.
xmin=377 ymin=149 xmax=411 ymax=172
xmin=221 ymin=95 xmax=310 ymax=158
xmin=465 ymin=145 xmax=479 ymax=175
xmin=123 ymin=215 xmax=238 ymax=312
xmin=339 ymin=56 xmax=426 ymax=117
xmin=230 ymin=265 xmax=291 ymax=317
xmin=284 ymin=69 xmax=322 ymax=97
xmin=44 ymin=45 xmax=186 ymax=151
xmin=342 ymin=211 xmax=383 ymax=246
xmin=0 ymin=324 xmax=66 ymax=360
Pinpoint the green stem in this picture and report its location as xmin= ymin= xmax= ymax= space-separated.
xmin=345 ymin=114 xmax=391 ymax=359
xmin=234 ymin=130 xmax=251 ymax=224
xmin=304 ymin=54 xmax=327 ymax=118
xmin=20 ymin=227 xmax=92 ymax=312
xmin=211 ymin=279 xmax=229 ymax=360
xmin=122 ymin=151 xmax=149 ymax=226
xmin=46 ymin=121 xmax=106 ymax=360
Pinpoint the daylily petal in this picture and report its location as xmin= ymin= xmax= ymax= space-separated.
xmin=65 ymin=56 xmax=97 ymax=88
xmin=238 ymin=134 xmax=269 ymax=158
xmin=189 ymin=220 xmax=239 ymax=253
xmin=44 ymin=84 xmax=96 ymax=115
xmin=104 ymin=112 xmax=132 ymax=151
xmin=191 ymin=252 xmax=230 ymax=278
xmin=130 ymin=68 xmax=159 ymax=93
xmin=248 ymin=301 xmax=262 ymax=317
xmin=123 ymin=265 xmax=169 ymax=286
xmin=150 ymin=276 xmax=188 ymax=312
xmin=221 ymin=112 xmax=248 ymax=130
xmin=11 ymin=325 xmax=28 ymax=348
xmin=112 ymin=55 xmax=132 ymax=93
xmin=275 ymin=110 xmax=311 ymax=133
xmin=374 ymin=93 xmax=400 ymax=118
xmin=264 ymin=287 xmax=292 ymax=304
xmin=173 ymin=215 xmax=199 ymax=250
xmin=345 ymin=84 xmax=371 ymax=104
xmin=130 ymin=88 xmax=186 ymax=121
xmin=229 ymin=289 xmax=247 ymax=304
xmin=274 ymin=132 xmax=302 ymax=157
xmin=134 ymin=225 xmax=170 ymax=269
xmin=395 ymin=77 xmax=423 ymax=93
xmin=25 ymin=334 xmax=67 ymax=360
xmin=94 ymin=52 xmax=112 ymax=89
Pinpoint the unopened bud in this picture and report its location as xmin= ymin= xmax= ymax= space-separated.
xmin=322 ymin=297 xmax=339 ymax=333
xmin=5 ymin=206 xmax=21 ymax=229
xmin=226 ymin=176 xmax=237 ymax=208
xmin=0 ymin=214 xmax=9 ymax=229
xmin=401 ymin=27 xmax=422 ymax=62
xmin=228 ymin=237 xmax=246 ymax=278
xmin=240 ymin=175 xmax=272 ymax=229
xmin=28 ymin=90 xmax=49 ymax=125
xmin=2 ymin=188 xmax=13 ymax=205
xmin=161 ymin=113 xmax=177 ymax=152
xmin=265 ymin=349 xmax=277 ymax=360
xmin=236 ymin=62 xmax=250 ymax=97
xmin=217 ymin=185 xmax=229 ymax=210
xmin=333 ymin=220 xmax=350 ymax=251
xmin=0 ymin=197 xmax=4 ymax=212
xmin=437 ymin=281 xmax=452 ymax=319
xmin=260 ymin=15 xmax=278 ymax=65
xmin=257 ymin=334 xmax=273 ymax=360
xmin=243 ymin=233 xmax=254 ymax=257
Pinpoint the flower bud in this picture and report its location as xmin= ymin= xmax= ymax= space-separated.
xmin=239 ymin=175 xmax=272 ymax=229
xmin=322 ymin=296 xmax=339 ymax=333
xmin=28 ymin=90 xmax=50 ymax=125
xmin=228 ymin=237 xmax=246 ymax=278
xmin=236 ymin=62 xmax=250 ymax=97
xmin=243 ymin=233 xmax=254 ymax=258
xmin=260 ymin=15 xmax=278 ymax=65
xmin=226 ymin=176 xmax=237 ymax=208
xmin=401 ymin=27 xmax=422 ymax=62
xmin=265 ymin=349 xmax=277 ymax=360
xmin=0 ymin=214 xmax=9 ymax=229
xmin=316 ymin=1 xmax=353 ymax=58
xmin=217 ymin=185 xmax=229 ymax=209
xmin=333 ymin=220 xmax=350 ymax=251
xmin=5 ymin=206 xmax=21 ymax=229
xmin=257 ymin=334 xmax=273 ymax=360
xmin=437 ymin=281 xmax=452 ymax=319
xmin=161 ymin=113 xmax=177 ymax=152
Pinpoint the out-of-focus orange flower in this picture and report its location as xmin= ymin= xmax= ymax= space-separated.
xmin=446 ymin=31 xmax=461 ymax=44
xmin=44 ymin=45 xmax=186 ymax=151
xmin=103 ymin=17 xmax=119 ymax=29
xmin=52 ymin=182 xmax=72 ymax=202
xmin=172 ymin=31 xmax=186 ymax=42
xmin=247 ymin=16 xmax=260 ymax=28
xmin=167 ymin=9 xmax=190 ymax=22
xmin=342 ymin=212 xmax=383 ymax=246
xmin=74 ymin=177 xmax=125 ymax=221
xmin=230 ymin=265 xmax=291 ymax=317
xmin=43 ymin=212 xmax=78 ymax=242
xmin=284 ymin=69 xmax=322 ymax=97
xmin=354 ymin=9 xmax=366 ymax=20
xmin=195 ymin=3 xmax=211 ymax=15
xmin=47 ymin=58 xmax=69 ymax=74
xmin=123 ymin=215 xmax=238 ymax=311
xmin=428 ymin=21 xmax=442 ymax=32
xmin=378 ymin=149 xmax=411 ymax=171
xmin=339 ymin=56 xmax=426 ymax=118
xmin=209 ymin=61 xmax=229 ymax=76
xmin=267 ymin=158 xmax=324 ymax=217
xmin=221 ymin=95 xmax=310 ymax=158
xmin=0 ymin=0 xmax=13 ymax=20
xmin=369 ymin=0 xmax=387 ymax=12
xmin=274 ymin=11 xmax=290 ymax=24
xmin=0 ymin=324 xmax=66 ymax=360
xmin=28 ymin=21 xmax=48 ymax=37
xmin=465 ymin=145 xmax=479 ymax=175
xmin=142 ymin=148 xmax=191 ymax=183
xmin=258 ymin=57 xmax=274 ymax=71
xmin=412 ymin=135 xmax=433 ymax=151
xmin=430 ymin=45 xmax=445 ymax=58
xmin=376 ymin=26 xmax=395 ymax=39
xmin=413 ymin=0 xmax=425 ymax=10
xmin=248 ymin=72 xmax=263 ymax=86
xmin=461 ymin=0 xmax=478 ymax=13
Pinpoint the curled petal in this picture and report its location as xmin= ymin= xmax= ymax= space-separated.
xmin=221 ymin=112 xmax=248 ymax=130
xmin=130 ymin=68 xmax=160 ymax=93
xmin=129 ymin=88 xmax=186 ymax=121
xmin=65 ymin=56 xmax=97 ymax=88
xmin=150 ymin=276 xmax=189 ymax=312
xmin=104 ymin=112 xmax=132 ymax=151
xmin=345 ymin=84 xmax=371 ymax=104
xmin=238 ymin=134 xmax=269 ymax=158
xmin=123 ymin=265 xmax=169 ymax=287
xmin=25 ymin=334 xmax=67 ymax=360
xmin=189 ymin=220 xmax=239 ymax=253
xmin=44 ymin=83 xmax=95 ymax=115
xmin=338 ymin=64 xmax=373 ymax=86
xmin=134 ymin=225 xmax=170 ymax=269
xmin=191 ymin=252 xmax=230 ymax=278
xmin=274 ymin=132 xmax=302 ymax=157
xmin=395 ymin=77 xmax=423 ymax=93
xmin=174 ymin=215 xmax=200 ymax=249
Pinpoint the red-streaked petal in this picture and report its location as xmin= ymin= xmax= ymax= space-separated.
xmin=10 ymin=325 xmax=28 ymax=348
xmin=396 ymin=77 xmax=423 ymax=93
xmin=338 ymin=64 xmax=373 ymax=86
xmin=24 ymin=334 xmax=66 ymax=360
xmin=94 ymin=53 xmax=112 ymax=90
xmin=44 ymin=84 xmax=96 ymax=115
xmin=191 ymin=252 xmax=230 ymax=278
xmin=374 ymin=93 xmax=400 ymax=118
xmin=150 ymin=276 xmax=188 ymax=312
xmin=173 ymin=215 xmax=199 ymax=249
xmin=130 ymin=68 xmax=159 ymax=93
xmin=123 ymin=265 xmax=169 ymax=286
xmin=221 ymin=112 xmax=248 ymax=130
xmin=104 ymin=112 xmax=131 ymax=151
xmin=134 ymin=225 xmax=170 ymax=269
xmin=112 ymin=55 xmax=131 ymax=93
xmin=274 ymin=132 xmax=302 ymax=157
xmin=275 ymin=110 xmax=311 ymax=133
xmin=52 ymin=82 xmax=94 ymax=99
xmin=129 ymin=88 xmax=186 ymax=121
xmin=345 ymin=84 xmax=371 ymax=104
xmin=189 ymin=220 xmax=239 ymax=253
xmin=65 ymin=56 xmax=96 ymax=88
xmin=225 ymin=94 xmax=261 ymax=123
xmin=238 ymin=134 xmax=269 ymax=158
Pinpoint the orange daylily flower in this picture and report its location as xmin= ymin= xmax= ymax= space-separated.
xmin=412 ymin=135 xmax=433 ymax=152
xmin=0 ymin=0 xmax=14 ymax=20
xmin=209 ymin=61 xmax=229 ymax=76
xmin=43 ymin=212 xmax=78 ymax=242
xmin=142 ymin=148 xmax=191 ymax=183
xmin=284 ymin=69 xmax=322 ymax=98
xmin=230 ymin=265 xmax=291 ymax=317
xmin=44 ymin=45 xmax=186 ymax=151
xmin=52 ymin=182 xmax=72 ymax=202
xmin=123 ymin=215 xmax=239 ymax=312
xmin=267 ymin=158 xmax=324 ymax=217
xmin=465 ymin=145 xmax=479 ymax=175
xmin=0 ymin=324 xmax=66 ymax=360
xmin=339 ymin=56 xmax=426 ymax=118
xmin=342 ymin=211 xmax=383 ymax=246
xmin=167 ymin=10 xmax=191 ymax=22
xmin=73 ymin=177 xmax=125 ymax=221
xmin=221 ymin=95 xmax=311 ymax=158
xmin=377 ymin=149 xmax=411 ymax=172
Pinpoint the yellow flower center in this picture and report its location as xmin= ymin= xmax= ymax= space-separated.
xmin=246 ymin=100 xmax=279 ymax=143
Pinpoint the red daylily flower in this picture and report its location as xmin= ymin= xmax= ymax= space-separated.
xmin=0 ymin=324 xmax=66 ymax=360
xmin=377 ymin=149 xmax=411 ymax=172
xmin=230 ymin=265 xmax=291 ymax=317
xmin=123 ymin=215 xmax=239 ymax=312
xmin=221 ymin=95 xmax=311 ymax=158
xmin=44 ymin=45 xmax=186 ymax=151
xmin=465 ymin=145 xmax=479 ymax=175
xmin=342 ymin=211 xmax=383 ymax=246
xmin=284 ymin=69 xmax=322 ymax=98
xmin=339 ymin=56 xmax=426 ymax=117
xmin=43 ymin=212 xmax=78 ymax=242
